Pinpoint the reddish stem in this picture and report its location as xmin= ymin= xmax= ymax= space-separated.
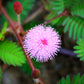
xmin=0 ymin=3 xmax=45 ymax=84
xmin=43 ymin=9 xmax=70 ymax=25
xmin=0 ymin=5 xmax=35 ymax=71
xmin=43 ymin=14 xmax=63 ymax=25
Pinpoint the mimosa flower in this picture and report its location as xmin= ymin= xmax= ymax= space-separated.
xmin=24 ymin=25 xmax=61 ymax=62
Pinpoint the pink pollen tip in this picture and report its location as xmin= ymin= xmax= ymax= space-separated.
xmin=41 ymin=39 xmax=48 ymax=45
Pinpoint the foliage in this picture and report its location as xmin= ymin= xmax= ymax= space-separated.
xmin=42 ymin=0 xmax=84 ymax=40
xmin=74 ymin=39 xmax=84 ymax=61
xmin=42 ymin=0 xmax=70 ymax=13
xmin=0 ymin=22 xmax=8 ymax=40
xmin=19 ymin=58 xmax=41 ymax=76
xmin=43 ymin=0 xmax=67 ymax=26
xmin=71 ymin=1 xmax=84 ymax=18
xmin=1 ymin=0 xmax=35 ymax=22
xmin=57 ymin=73 xmax=84 ymax=84
xmin=62 ymin=16 xmax=84 ymax=40
xmin=51 ymin=0 xmax=70 ymax=14
xmin=42 ymin=0 xmax=71 ymax=25
xmin=0 ymin=40 xmax=26 ymax=66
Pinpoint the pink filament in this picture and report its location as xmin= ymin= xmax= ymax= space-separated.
xmin=41 ymin=39 xmax=48 ymax=45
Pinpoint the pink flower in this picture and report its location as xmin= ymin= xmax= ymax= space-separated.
xmin=24 ymin=25 xmax=61 ymax=62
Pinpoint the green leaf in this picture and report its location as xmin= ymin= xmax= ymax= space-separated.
xmin=1 ymin=22 xmax=8 ymax=34
xmin=66 ymin=75 xmax=70 ymax=84
xmin=51 ymin=0 xmax=70 ymax=14
xmin=74 ymin=39 xmax=84 ymax=61
xmin=72 ymin=74 xmax=80 ymax=84
xmin=72 ymin=75 xmax=77 ymax=84
xmin=63 ymin=17 xmax=72 ymax=33
xmin=61 ymin=77 xmax=65 ymax=84
xmin=42 ymin=0 xmax=80 ymax=15
xmin=62 ymin=16 xmax=84 ymax=40
xmin=0 ymin=40 xmax=26 ymax=66
xmin=0 ymin=22 xmax=8 ymax=40
xmin=57 ymin=73 xmax=84 ymax=84
xmin=79 ymin=74 xmax=84 ymax=84
xmin=71 ymin=1 xmax=84 ymax=18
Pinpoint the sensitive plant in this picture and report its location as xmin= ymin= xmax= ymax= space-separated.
xmin=0 ymin=0 xmax=84 ymax=84
xmin=0 ymin=0 xmax=61 ymax=83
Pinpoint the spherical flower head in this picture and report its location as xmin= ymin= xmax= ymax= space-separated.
xmin=24 ymin=25 xmax=61 ymax=62
xmin=13 ymin=1 xmax=23 ymax=15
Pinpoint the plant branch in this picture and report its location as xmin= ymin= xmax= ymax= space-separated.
xmin=22 ymin=6 xmax=44 ymax=25
xmin=43 ymin=14 xmax=63 ymax=25
xmin=43 ymin=9 xmax=71 ymax=25
xmin=0 ymin=1 xmax=72 ymax=83
xmin=0 ymin=5 xmax=35 ymax=71
xmin=0 ymin=4 xmax=45 ymax=84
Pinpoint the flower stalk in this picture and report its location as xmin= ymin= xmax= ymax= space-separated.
xmin=17 ymin=14 xmax=21 ymax=26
